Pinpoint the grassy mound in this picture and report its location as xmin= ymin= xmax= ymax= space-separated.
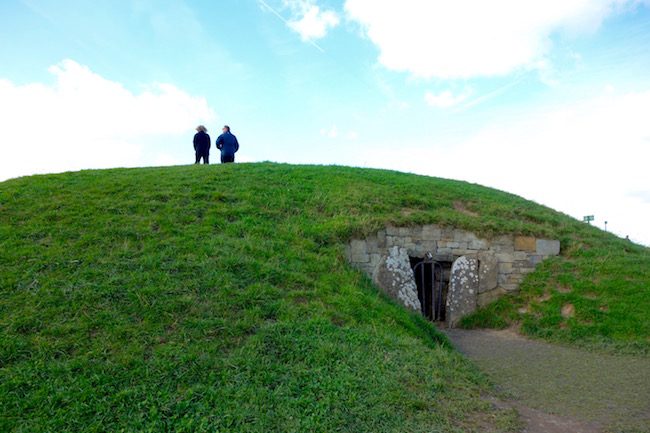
xmin=1 ymin=163 xmax=647 ymax=431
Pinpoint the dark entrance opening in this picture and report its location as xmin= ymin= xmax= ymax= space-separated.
xmin=409 ymin=255 xmax=452 ymax=322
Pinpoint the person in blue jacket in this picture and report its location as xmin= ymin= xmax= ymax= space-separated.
xmin=193 ymin=125 xmax=211 ymax=164
xmin=215 ymin=125 xmax=239 ymax=163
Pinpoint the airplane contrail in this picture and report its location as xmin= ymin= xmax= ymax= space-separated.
xmin=257 ymin=0 xmax=325 ymax=53
xmin=454 ymin=75 xmax=526 ymax=112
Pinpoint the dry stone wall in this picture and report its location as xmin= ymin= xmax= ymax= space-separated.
xmin=346 ymin=225 xmax=560 ymax=326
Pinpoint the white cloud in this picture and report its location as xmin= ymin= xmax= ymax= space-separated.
xmin=284 ymin=0 xmax=340 ymax=41
xmin=425 ymin=89 xmax=472 ymax=108
xmin=320 ymin=124 xmax=339 ymax=138
xmin=344 ymin=0 xmax=648 ymax=79
xmin=0 ymin=60 xmax=216 ymax=181
xmin=320 ymin=125 xmax=359 ymax=140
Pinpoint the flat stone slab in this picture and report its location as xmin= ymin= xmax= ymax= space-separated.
xmin=536 ymin=239 xmax=560 ymax=256
xmin=447 ymin=256 xmax=479 ymax=327
xmin=514 ymin=236 xmax=536 ymax=252
xmin=478 ymin=252 xmax=498 ymax=293
xmin=373 ymin=246 xmax=421 ymax=312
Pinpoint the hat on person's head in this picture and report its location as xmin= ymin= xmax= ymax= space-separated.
xmin=196 ymin=125 xmax=207 ymax=133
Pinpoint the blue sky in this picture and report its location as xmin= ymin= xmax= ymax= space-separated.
xmin=1 ymin=0 xmax=649 ymax=244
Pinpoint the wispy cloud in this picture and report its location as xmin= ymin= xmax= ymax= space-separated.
xmin=455 ymin=76 xmax=526 ymax=111
xmin=258 ymin=0 xmax=339 ymax=52
xmin=425 ymin=88 xmax=472 ymax=108
xmin=320 ymin=124 xmax=338 ymax=138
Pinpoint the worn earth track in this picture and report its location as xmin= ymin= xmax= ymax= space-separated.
xmin=445 ymin=329 xmax=650 ymax=433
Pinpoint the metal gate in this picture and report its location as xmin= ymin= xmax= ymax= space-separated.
xmin=413 ymin=253 xmax=444 ymax=321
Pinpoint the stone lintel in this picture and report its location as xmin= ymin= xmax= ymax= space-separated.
xmin=490 ymin=244 xmax=515 ymax=254
xmin=385 ymin=226 xmax=400 ymax=236
xmin=468 ymin=238 xmax=488 ymax=250
xmin=421 ymin=225 xmax=441 ymax=240
xmin=492 ymin=235 xmax=514 ymax=245
xmin=514 ymin=236 xmax=536 ymax=252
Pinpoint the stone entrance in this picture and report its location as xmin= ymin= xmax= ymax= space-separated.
xmin=409 ymin=255 xmax=451 ymax=322
xmin=346 ymin=225 xmax=560 ymax=327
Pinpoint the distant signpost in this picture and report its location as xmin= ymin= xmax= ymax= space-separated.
xmin=583 ymin=215 xmax=595 ymax=224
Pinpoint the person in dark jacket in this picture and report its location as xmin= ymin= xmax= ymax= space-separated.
xmin=193 ymin=125 xmax=211 ymax=164
xmin=215 ymin=125 xmax=239 ymax=163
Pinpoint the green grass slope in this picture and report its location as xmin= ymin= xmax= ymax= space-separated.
xmin=1 ymin=163 xmax=648 ymax=431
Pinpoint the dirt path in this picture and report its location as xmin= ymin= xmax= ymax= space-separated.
xmin=445 ymin=329 xmax=650 ymax=433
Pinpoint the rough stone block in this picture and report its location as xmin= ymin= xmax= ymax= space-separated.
xmin=447 ymin=256 xmax=479 ymax=328
xmin=421 ymin=240 xmax=437 ymax=253
xmin=454 ymin=230 xmax=471 ymax=242
xmin=528 ymin=255 xmax=544 ymax=266
xmin=403 ymin=241 xmax=417 ymax=251
xmin=536 ymin=239 xmax=560 ymax=256
xmin=490 ymin=244 xmax=515 ymax=254
xmin=408 ymin=243 xmax=427 ymax=256
xmin=351 ymin=252 xmax=369 ymax=263
xmin=496 ymin=253 xmax=515 ymax=262
xmin=369 ymin=253 xmax=381 ymax=269
xmin=440 ymin=227 xmax=456 ymax=241
xmin=514 ymin=260 xmax=531 ymax=269
xmin=468 ymin=238 xmax=489 ymax=250
xmin=366 ymin=238 xmax=379 ymax=254
xmin=421 ymin=225 xmax=441 ymax=240
xmin=386 ymin=226 xmax=399 ymax=236
xmin=350 ymin=240 xmax=369 ymax=263
xmin=492 ymin=235 xmax=514 ymax=245
xmin=434 ymin=252 xmax=454 ymax=262
xmin=377 ymin=230 xmax=386 ymax=246
xmin=386 ymin=236 xmax=404 ymax=247
xmin=451 ymin=249 xmax=475 ymax=257
xmin=498 ymin=262 xmax=513 ymax=273
xmin=373 ymin=246 xmax=421 ymax=312
xmin=478 ymin=252 xmax=498 ymax=293
xmin=514 ymin=236 xmax=536 ymax=252
xmin=398 ymin=227 xmax=411 ymax=236
xmin=506 ymin=274 xmax=524 ymax=285
xmin=514 ymin=251 xmax=529 ymax=261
